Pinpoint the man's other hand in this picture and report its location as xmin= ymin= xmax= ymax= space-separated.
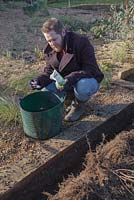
xmin=29 ymin=79 xmax=41 ymax=90
xmin=55 ymin=79 xmax=70 ymax=91
xmin=55 ymin=82 xmax=64 ymax=91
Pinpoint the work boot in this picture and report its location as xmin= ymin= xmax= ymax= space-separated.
xmin=64 ymin=99 xmax=85 ymax=122
xmin=64 ymin=90 xmax=75 ymax=113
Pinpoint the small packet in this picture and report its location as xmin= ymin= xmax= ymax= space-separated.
xmin=50 ymin=69 xmax=65 ymax=87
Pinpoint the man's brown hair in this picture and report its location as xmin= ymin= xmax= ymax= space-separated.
xmin=41 ymin=18 xmax=64 ymax=34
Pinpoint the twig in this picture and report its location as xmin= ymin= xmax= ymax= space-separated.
xmin=111 ymin=169 xmax=134 ymax=196
xmin=115 ymin=169 xmax=134 ymax=173
xmin=85 ymin=134 xmax=91 ymax=151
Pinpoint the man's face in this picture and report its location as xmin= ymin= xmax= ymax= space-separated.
xmin=44 ymin=30 xmax=65 ymax=52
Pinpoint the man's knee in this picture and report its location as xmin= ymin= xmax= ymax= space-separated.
xmin=74 ymin=78 xmax=99 ymax=101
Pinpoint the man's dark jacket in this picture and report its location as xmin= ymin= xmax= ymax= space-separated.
xmin=36 ymin=31 xmax=104 ymax=89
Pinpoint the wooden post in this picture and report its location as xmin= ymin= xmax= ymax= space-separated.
xmin=125 ymin=0 xmax=129 ymax=25
xmin=125 ymin=0 xmax=129 ymax=10
xmin=68 ymin=0 xmax=71 ymax=8
xmin=45 ymin=0 xmax=48 ymax=7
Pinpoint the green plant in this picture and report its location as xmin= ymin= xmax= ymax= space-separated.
xmin=111 ymin=43 xmax=127 ymax=63
xmin=0 ymin=95 xmax=22 ymax=126
xmin=23 ymin=0 xmax=49 ymax=16
xmin=107 ymin=2 xmax=134 ymax=40
xmin=0 ymin=4 xmax=7 ymax=11
xmin=100 ymin=62 xmax=113 ymax=88
xmin=90 ymin=25 xmax=105 ymax=39
xmin=90 ymin=1 xmax=134 ymax=40
xmin=90 ymin=17 xmax=112 ymax=39
xmin=58 ymin=16 xmax=90 ymax=32
xmin=3 ymin=50 xmax=12 ymax=59
xmin=34 ymin=46 xmax=45 ymax=60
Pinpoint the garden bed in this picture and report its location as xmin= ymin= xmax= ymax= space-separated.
xmin=47 ymin=121 xmax=134 ymax=200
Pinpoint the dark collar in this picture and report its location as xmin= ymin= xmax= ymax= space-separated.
xmin=63 ymin=31 xmax=74 ymax=53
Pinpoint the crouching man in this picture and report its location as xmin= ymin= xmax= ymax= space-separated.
xmin=30 ymin=18 xmax=104 ymax=122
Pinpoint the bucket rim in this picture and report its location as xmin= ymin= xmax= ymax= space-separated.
xmin=19 ymin=91 xmax=65 ymax=113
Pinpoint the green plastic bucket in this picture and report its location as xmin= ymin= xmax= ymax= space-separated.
xmin=19 ymin=91 xmax=65 ymax=140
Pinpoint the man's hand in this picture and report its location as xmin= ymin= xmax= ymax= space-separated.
xmin=29 ymin=79 xmax=41 ymax=90
xmin=55 ymin=82 xmax=64 ymax=91
xmin=55 ymin=79 xmax=70 ymax=91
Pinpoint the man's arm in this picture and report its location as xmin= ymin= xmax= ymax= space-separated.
xmin=36 ymin=64 xmax=54 ymax=88
xmin=30 ymin=64 xmax=53 ymax=90
xmin=65 ymin=37 xmax=100 ymax=85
